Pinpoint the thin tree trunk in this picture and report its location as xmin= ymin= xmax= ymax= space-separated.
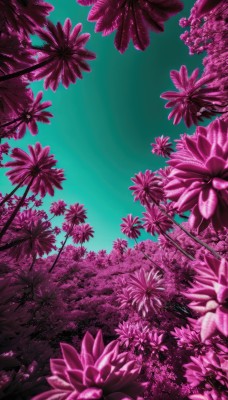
xmin=0 ymin=57 xmax=54 ymax=82
xmin=49 ymin=225 xmax=73 ymax=273
xmin=0 ymin=177 xmax=34 ymax=241
xmin=0 ymin=237 xmax=28 ymax=251
xmin=0 ymin=116 xmax=21 ymax=128
xmin=153 ymin=200 xmax=221 ymax=260
xmin=159 ymin=227 xmax=195 ymax=261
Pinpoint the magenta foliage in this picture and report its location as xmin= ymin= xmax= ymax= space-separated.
xmin=34 ymin=18 xmax=96 ymax=90
xmin=78 ymin=0 xmax=183 ymax=53
xmin=0 ymin=0 xmax=53 ymax=36
xmin=0 ymin=1 xmax=228 ymax=400
xmin=151 ymin=135 xmax=173 ymax=158
xmin=143 ymin=204 xmax=173 ymax=236
xmin=165 ymin=119 xmax=228 ymax=232
xmin=121 ymin=214 xmax=142 ymax=239
xmin=50 ymin=200 xmax=67 ymax=216
xmin=160 ymin=65 xmax=225 ymax=127
xmin=185 ymin=256 xmax=228 ymax=341
xmin=14 ymin=91 xmax=53 ymax=139
xmin=33 ymin=330 xmax=146 ymax=400
xmin=5 ymin=143 xmax=65 ymax=197
xmin=129 ymin=170 xmax=164 ymax=206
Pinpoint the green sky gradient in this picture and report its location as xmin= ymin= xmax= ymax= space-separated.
xmin=2 ymin=1 xmax=203 ymax=251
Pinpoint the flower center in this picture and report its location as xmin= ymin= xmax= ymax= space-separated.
xmin=56 ymin=45 xmax=74 ymax=60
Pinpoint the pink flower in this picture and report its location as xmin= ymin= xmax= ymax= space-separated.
xmin=65 ymin=203 xmax=87 ymax=226
xmin=127 ymin=267 xmax=165 ymax=317
xmin=143 ymin=204 xmax=173 ymax=236
xmin=160 ymin=66 xmax=224 ymax=127
xmin=184 ymin=350 xmax=228 ymax=390
xmin=121 ymin=214 xmax=142 ymax=239
xmin=34 ymin=19 xmax=96 ymax=91
xmin=129 ymin=170 xmax=164 ymax=206
xmin=72 ymin=223 xmax=94 ymax=244
xmin=78 ymin=0 xmax=183 ymax=53
xmin=165 ymin=119 xmax=228 ymax=231
xmin=15 ymin=91 xmax=53 ymax=139
xmin=50 ymin=200 xmax=67 ymax=216
xmin=5 ymin=210 xmax=56 ymax=259
xmin=151 ymin=135 xmax=173 ymax=158
xmin=33 ymin=330 xmax=146 ymax=400
xmin=5 ymin=143 xmax=65 ymax=197
xmin=185 ymin=256 xmax=228 ymax=341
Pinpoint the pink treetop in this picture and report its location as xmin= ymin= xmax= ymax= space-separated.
xmin=143 ymin=204 xmax=173 ymax=236
xmin=32 ymin=330 xmax=146 ymax=400
xmin=185 ymin=256 xmax=228 ymax=341
xmin=165 ymin=119 xmax=228 ymax=232
xmin=113 ymin=238 xmax=128 ymax=253
xmin=5 ymin=143 xmax=65 ymax=197
xmin=6 ymin=209 xmax=56 ymax=259
xmin=15 ymin=91 xmax=53 ymax=139
xmin=34 ymin=18 xmax=96 ymax=91
xmin=121 ymin=214 xmax=142 ymax=239
xmin=65 ymin=203 xmax=87 ymax=226
xmin=78 ymin=0 xmax=183 ymax=53
xmin=161 ymin=65 xmax=225 ymax=127
xmin=72 ymin=223 xmax=94 ymax=244
xmin=151 ymin=135 xmax=173 ymax=158
xmin=129 ymin=170 xmax=164 ymax=206
xmin=50 ymin=200 xmax=67 ymax=216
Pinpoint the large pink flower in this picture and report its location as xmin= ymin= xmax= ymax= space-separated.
xmin=161 ymin=66 xmax=225 ymax=127
xmin=33 ymin=330 xmax=146 ymax=400
xmin=185 ymin=256 xmax=228 ymax=341
xmin=165 ymin=119 xmax=228 ymax=231
xmin=78 ymin=0 xmax=183 ymax=53
xmin=127 ymin=267 xmax=165 ymax=317
xmin=34 ymin=18 xmax=96 ymax=90
xmin=129 ymin=170 xmax=164 ymax=206
xmin=5 ymin=143 xmax=65 ymax=197
xmin=121 ymin=214 xmax=142 ymax=239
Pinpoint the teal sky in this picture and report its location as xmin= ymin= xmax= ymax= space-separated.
xmin=2 ymin=1 xmax=203 ymax=252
